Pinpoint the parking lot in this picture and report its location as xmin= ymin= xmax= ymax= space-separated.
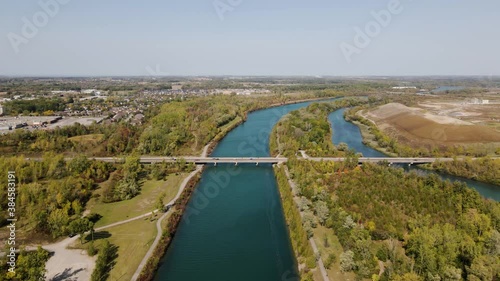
xmin=0 ymin=116 xmax=105 ymax=134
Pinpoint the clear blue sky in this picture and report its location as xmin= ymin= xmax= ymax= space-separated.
xmin=1 ymin=0 xmax=499 ymax=76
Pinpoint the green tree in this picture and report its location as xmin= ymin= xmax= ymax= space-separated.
xmin=15 ymin=247 xmax=50 ymax=281
xmin=91 ymin=240 xmax=116 ymax=281
xmin=314 ymin=200 xmax=329 ymax=225
xmin=69 ymin=218 xmax=93 ymax=243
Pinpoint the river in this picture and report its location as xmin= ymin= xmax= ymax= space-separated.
xmin=328 ymin=108 xmax=500 ymax=201
xmin=154 ymin=101 xmax=498 ymax=281
xmin=154 ymin=100 xmax=334 ymax=281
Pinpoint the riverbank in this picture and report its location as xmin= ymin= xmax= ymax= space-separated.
xmin=274 ymin=165 xmax=317 ymax=280
xmin=136 ymin=167 xmax=202 ymax=281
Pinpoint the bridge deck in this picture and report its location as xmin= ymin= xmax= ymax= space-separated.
xmin=87 ymin=156 xmax=460 ymax=164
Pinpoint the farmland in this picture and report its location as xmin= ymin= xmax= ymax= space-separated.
xmin=362 ymin=101 xmax=500 ymax=152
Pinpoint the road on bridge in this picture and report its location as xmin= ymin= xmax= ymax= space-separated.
xmin=82 ymin=156 xmax=486 ymax=165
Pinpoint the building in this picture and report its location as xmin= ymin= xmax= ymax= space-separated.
xmin=392 ymin=86 xmax=417 ymax=90
xmin=82 ymin=89 xmax=98 ymax=94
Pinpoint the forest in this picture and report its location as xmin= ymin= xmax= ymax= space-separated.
xmin=0 ymin=154 xmax=194 ymax=241
xmin=270 ymin=102 xmax=500 ymax=281
xmin=287 ymin=159 xmax=500 ymax=281
xmin=138 ymin=96 xmax=246 ymax=155
xmin=0 ymin=154 xmax=114 ymax=239
xmin=429 ymin=158 xmax=500 ymax=186
xmin=270 ymin=98 xmax=365 ymax=158
xmin=0 ymin=122 xmax=145 ymax=157
xmin=2 ymin=98 xmax=66 ymax=115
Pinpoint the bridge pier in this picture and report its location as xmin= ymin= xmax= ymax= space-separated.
xmin=235 ymin=162 xmax=238 ymax=166
xmin=214 ymin=162 xmax=217 ymax=167
xmin=256 ymin=162 xmax=259 ymax=166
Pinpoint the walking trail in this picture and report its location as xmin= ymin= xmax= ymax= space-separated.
xmin=43 ymin=144 xmax=210 ymax=281
xmin=283 ymin=165 xmax=330 ymax=281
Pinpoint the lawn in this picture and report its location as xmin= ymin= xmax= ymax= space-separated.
xmin=87 ymin=173 xmax=188 ymax=228
xmin=71 ymin=218 xmax=158 ymax=281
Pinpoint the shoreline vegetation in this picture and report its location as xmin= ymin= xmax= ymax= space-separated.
xmin=270 ymin=102 xmax=500 ymax=281
xmin=137 ymin=170 xmax=202 ymax=281
xmin=343 ymin=106 xmax=500 ymax=186
xmin=274 ymin=165 xmax=317 ymax=280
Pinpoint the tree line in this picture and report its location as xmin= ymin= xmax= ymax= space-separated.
xmin=274 ymin=165 xmax=316 ymax=280
xmin=2 ymin=98 xmax=66 ymax=115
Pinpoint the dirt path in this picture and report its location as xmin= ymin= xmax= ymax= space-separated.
xmin=283 ymin=165 xmax=329 ymax=281
xmin=201 ymin=143 xmax=211 ymax=158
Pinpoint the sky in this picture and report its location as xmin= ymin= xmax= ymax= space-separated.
xmin=1 ymin=0 xmax=499 ymax=76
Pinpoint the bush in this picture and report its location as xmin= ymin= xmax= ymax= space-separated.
xmin=325 ymin=253 xmax=336 ymax=269
xmin=87 ymin=241 xmax=98 ymax=256
xmin=340 ymin=250 xmax=356 ymax=272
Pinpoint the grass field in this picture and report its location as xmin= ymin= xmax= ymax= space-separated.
xmin=68 ymin=133 xmax=105 ymax=144
xmin=87 ymin=173 xmax=188 ymax=227
xmin=71 ymin=218 xmax=158 ymax=281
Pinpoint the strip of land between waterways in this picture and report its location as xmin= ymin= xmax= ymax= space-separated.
xmin=282 ymin=164 xmax=330 ymax=281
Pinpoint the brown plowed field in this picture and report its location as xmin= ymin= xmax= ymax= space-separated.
xmin=384 ymin=112 xmax=500 ymax=143
xmin=366 ymin=103 xmax=500 ymax=145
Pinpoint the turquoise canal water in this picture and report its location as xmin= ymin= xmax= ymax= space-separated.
xmin=328 ymin=108 xmax=500 ymax=201
xmin=154 ymin=100 xmax=337 ymax=281
xmin=155 ymin=101 xmax=498 ymax=281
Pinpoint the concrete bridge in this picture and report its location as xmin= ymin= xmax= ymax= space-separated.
xmin=88 ymin=156 xmax=463 ymax=165
xmin=92 ymin=156 xmax=288 ymax=165
xmin=308 ymin=157 xmax=458 ymax=165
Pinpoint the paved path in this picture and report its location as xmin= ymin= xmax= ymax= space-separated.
xmin=283 ymin=165 xmax=329 ymax=281
xmin=42 ymin=165 xmax=202 ymax=281
xmin=201 ymin=143 xmax=211 ymax=158
xmin=130 ymin=165 xmax=203 ymax=281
